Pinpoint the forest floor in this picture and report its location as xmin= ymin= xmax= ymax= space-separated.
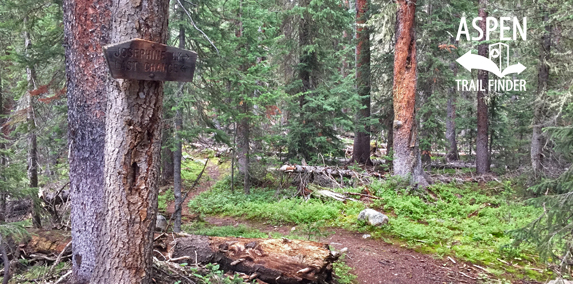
xmin=165 ymin=159 xmax=222 ymax=218
xmin=164 ymin=156 xmax=545 ymax=284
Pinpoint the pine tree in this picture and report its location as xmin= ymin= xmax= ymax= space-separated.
xmin=90 ymin=0 xmax=168 ymax=282
xmin=392 ymin=0 xmax=427 ymax=186
xmin=476 ymin=0 xmax=490 ymax=174
xmin=62 ymin=0 xmax=110 ymax=281
xmin=352 ymin=0 xmax=372 ymax=165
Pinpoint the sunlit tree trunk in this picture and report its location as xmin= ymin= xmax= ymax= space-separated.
xmin=392 ymin=0 xmax=426 ymax=186
xmin=476 ymin=0 xmax=490 ymax=174
xmin=351 ymin=0 xmax=372 ymax=165
xmin=91 ymin=0 xmax=168 ymax=282
xmin=62 ymin=0 xmax=110 ymax=281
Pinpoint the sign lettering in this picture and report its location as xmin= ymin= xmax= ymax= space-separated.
xmin=103 ymin=39 xmax=197 ymax=82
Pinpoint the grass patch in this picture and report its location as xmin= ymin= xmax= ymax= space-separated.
xmin=188 ymin=178 xmax=365 ymax=225
xmin=158 ymin=187 xmax=174 ymax=212
xmin=182 ymin=159 xmax=209 ymax=185
xmin=333 ymin=254 xmax=358 ymax=284
xmin=10 ymin=261 xmax=70 ymax=283
xmin=189 ymin=176 xmax=548 ymax=281
xmin=183 ymin=223 xmax=270 ymax=238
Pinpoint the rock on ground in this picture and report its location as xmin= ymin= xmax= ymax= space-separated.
xmin=548 ymin=279 xmax=573 ymax=284
xmin=358 ymin=209 xmax=388 ymax=226
xmin=156 ymin=214 xmax=167 ymax=231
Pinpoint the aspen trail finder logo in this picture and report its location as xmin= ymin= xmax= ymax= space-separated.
xmin=455 ymin=16 xmax=527 ymax=92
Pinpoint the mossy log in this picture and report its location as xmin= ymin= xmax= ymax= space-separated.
xmin=169 ymin=235 xmax=337 ymax=284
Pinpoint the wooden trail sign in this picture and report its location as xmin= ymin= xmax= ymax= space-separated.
xmin=103 ymin=39 xmax=197 ymax=82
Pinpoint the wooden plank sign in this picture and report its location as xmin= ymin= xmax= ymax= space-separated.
xmin=103 ymin=39 xmax=197 ymax=82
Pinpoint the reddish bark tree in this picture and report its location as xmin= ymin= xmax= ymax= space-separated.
xmin=392 ymin=0 xmax=426 ymax=186
xmin=90 ymin=0 xmax=169 ymax=282
xmin=62 ymin=0 xmax=110 ymax=282
xmin=476 ymin=0 xmax=490 ymax=174
xmin=351 ymin=0 xmax=372 ymax=165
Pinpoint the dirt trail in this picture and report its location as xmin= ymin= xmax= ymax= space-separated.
xmin=173 ymin=161 xmax=540 ymax=284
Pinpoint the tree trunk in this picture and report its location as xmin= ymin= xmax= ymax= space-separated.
xmin=531 ymin=12 xmax=551 ymax=174
xmin=386 ymin=103 xmax=394 ymax=161
xmin=23 ymin=27 xmax=42 ymax=229
xmin=290 ymin=0 xmax=316 ymax=161
xmin=236 ymin=4 xmax=250 ymax=195
xmin=62 ymin=0 xmax=110 ymax=281
xmin=173 ymin=23 xmax=185 ymax=233
xmin=91 ymin=0 xmax=169 ymax=282
xmin=170 ymin=235 xmax=336 ymax=284
xmin=476 ymin=0 xmax=490 ymax=174
xmin=446 ymin=62 xmax=459 ymax=162
xmin=0 ymin=72 xmax=5 ymax=223
xmin=160 ymin=133 xmax=174 ymax=185
xmin=351 ymin=0 xmax=372 ymax=166
xmin=237 ymin=103 xmax=250 ymax=195
xmin=392 ymin=0 xmax=426 ymax=187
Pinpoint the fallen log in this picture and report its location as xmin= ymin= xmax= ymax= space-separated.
xmin=39 ymin=182 xmax=70 ymax=206
xmin=169 ymin=234 xmax=337 ymax=284
xmin=22 ymin=230 xmax=71 ymax=257
xmin=278 ymin=165 xmax=384 ymax=179
xmin=429 ymin=162 xmax=475 ymax=169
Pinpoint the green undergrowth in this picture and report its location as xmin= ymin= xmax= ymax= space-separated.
xmin=183 ymin=223 xmax=271 ymax=238
xmin=188 ymin=178 xmax=364 ymax=225
xmin=182 ymin=158 xmax=210 ymax=185
xmin=158 ymin=187 xmax=174 ymax=212
xmin=332 ymin=254 xmax=358 ymax=284
xmin=157 ymin=158 xmax=209 ymax=213
xmin=189 ymin=176 xmax=549 ymax=281
xmin=9 ymin=261 xmax=70 ymax=283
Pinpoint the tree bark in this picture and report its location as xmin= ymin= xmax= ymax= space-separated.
xmin=237 ymin=102 xmax=250 ymax=194
xmin=392 ymin=0 xmax=426 ymax=187
xmin=23 ymin=26 xmax=42 ymax=229
xmin=235 ymin=4 xmax=250 ymax=194
xmin=0 ymin=70 xmax=5 ymax=223
xmin=351 ymin=0 xmax=372 ymax=166
xmin=160 ymin=132 xmax=174 ymax=185
xmin=62 ymin=0 xmax=110 ymax=281
xmin=290 ymin=0 xmax=317 ymax=161
xmin=170 ymin=235 xmax=336 ymax=284
xmin=173 ymin=23 xmax=185 ymax=233
xmin=531 ymin=12 xmax=551 ymax=174
xmin=476 ymin=0 xmax=490 ymax=174
xmin=446 ymin=63 xmax=459 ymax=162
xmin=91 ymin=0 xmax=169 ymax=283
xmin=386 ymin=103 xmax=394 ymax=161
xmin=0 ymin=236 xmax=9 ymax=284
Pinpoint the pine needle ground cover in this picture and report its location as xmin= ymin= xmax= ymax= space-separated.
xmin=189 ymin=177 xmax=548 ymax=280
